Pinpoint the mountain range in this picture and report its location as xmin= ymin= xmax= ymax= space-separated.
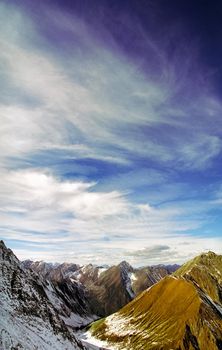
xmin=1 ymin=240 xmax=222 ymax=350
xmin=21 ymin=257 xmax=178 ymax=321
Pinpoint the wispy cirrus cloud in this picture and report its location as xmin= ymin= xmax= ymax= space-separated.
xmin=0 ymin=1 xmax=222 ymax=264
xmin=1 ymin=1 xmax=221 ymax=171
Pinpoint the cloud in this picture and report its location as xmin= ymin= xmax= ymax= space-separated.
xmin=0 ymin=169 xmax=129 ymax=220
xmin=123 ymin=237 xmax=222 ymax=266
xmin=9 ymin=234 xmax=222 ymax=266
xmin=1 ymin=1 xmax=221 ymax=172
xmin=0 ymin=1 xmax=222 ymax=265
xmin=127 ymin=245 xmax=170 ymax=258
xmin=178 ymin=135 xmax=221 ymax=169
xmin=1 ymin=166 xmax=220 ymax=265
xmin=0 ymin=2 xmax=165 ymax=168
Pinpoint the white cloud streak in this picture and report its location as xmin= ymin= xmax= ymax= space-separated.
xmin=1 ymin=168 xmax=220 ymax=264
xmin=0 ymin=2 xmax=221 ymax=170
xmin=0 ymin=2 xmax=222 ymax=264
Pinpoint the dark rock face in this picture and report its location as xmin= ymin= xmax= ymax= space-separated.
xmin=183 ymin=325 xmax=200 ymax=350
xmin=50 ymin=278 xmax=96 ymax=324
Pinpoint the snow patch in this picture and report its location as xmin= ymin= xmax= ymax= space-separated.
xmin=128 ymin=272 xmax=137 ymax=283
xmin=78 ymin=329 xmax=114 ymax=350
xmin=97 ymin=267 xmax=108 ymax=277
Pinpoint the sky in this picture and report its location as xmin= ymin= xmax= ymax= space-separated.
xmin=1 ymin=0 xmax=222 ymax=266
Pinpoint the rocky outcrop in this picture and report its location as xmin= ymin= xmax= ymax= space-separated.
xmin=0 ymin=241 xmax=85 ymax=349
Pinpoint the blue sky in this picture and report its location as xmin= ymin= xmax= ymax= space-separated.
xmin=1 ymin=0 xmax=222 ymax=265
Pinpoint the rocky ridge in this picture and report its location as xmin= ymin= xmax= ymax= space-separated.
xmin=0 ymin=240 xmax=85 ymax=349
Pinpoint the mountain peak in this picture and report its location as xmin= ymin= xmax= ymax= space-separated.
xmin=0 ymin=240 xmax=19 ymax=265
xmin=175 ymin=251 xmax=222 ymax=304
xmin=205 ymin=250 xmax=216 ymax=255
xmin=0 ymin=239 xmax=7 ymax=249
xmin=200 ymin=250 xmax=217 ymax=258
xmin=175 ymin=251 xmax=221 ymax=276
xmin=118 ymin=260 xmax=133 ymax=271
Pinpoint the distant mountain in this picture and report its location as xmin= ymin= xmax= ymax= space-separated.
xmin=88 ymin=252 xmax=222 ymax=350
xmin=22 ymin=260 xmax=80 ymax=282
xmin=130 ymin=263 xmax=179 ymax=296
xmin=84 ymin=260 xmax=178 ymax=316
xmin=0 ymin=240 xmax=85 ymax=349
xmin=22 ymin=258 xmax=177 ymax=318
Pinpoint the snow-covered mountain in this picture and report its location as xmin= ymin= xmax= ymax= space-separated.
xmin=0 ymin=240 xmax=85 ymax=349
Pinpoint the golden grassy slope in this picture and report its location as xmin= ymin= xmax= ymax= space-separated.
xmin=90 ymin=275 xmax=222 ymax=350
